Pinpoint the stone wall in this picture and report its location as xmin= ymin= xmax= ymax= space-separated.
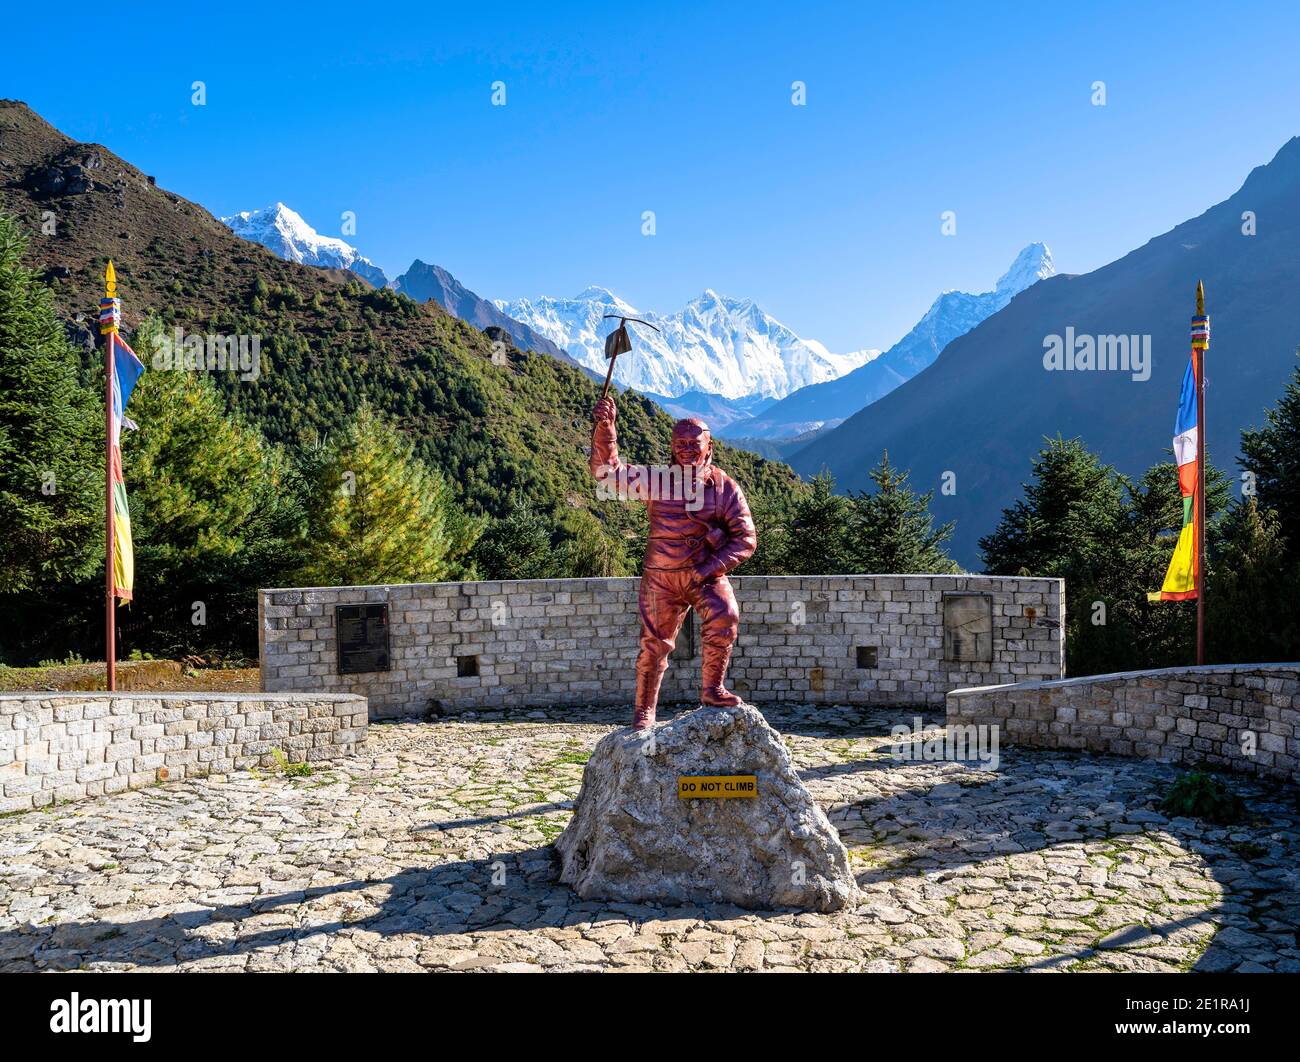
xmin=259 ymin=575 xmax=1064 ymax=719
xmin=0 ymin=692 xmax=368 ymax=814
xmin=946 ymin=664 xmax=1300 ymax=784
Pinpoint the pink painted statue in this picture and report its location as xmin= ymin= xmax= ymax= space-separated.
xmin=590 ymin=395 xmax=757 ymax=729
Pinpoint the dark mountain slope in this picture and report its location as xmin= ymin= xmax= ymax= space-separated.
xmin=392 ymin=259 xmax=585 ymax=369
xmin=792 ymin=137 xmax=1300 ymax=566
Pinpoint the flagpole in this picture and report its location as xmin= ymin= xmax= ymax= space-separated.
xmin=103 ymin=262 xmax=117 ymax=692
xmin=1194 ymin=281 xmax=1207 ymax=666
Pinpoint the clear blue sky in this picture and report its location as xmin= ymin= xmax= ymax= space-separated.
xmin=7 ymin=0 xmax=1299 ymax=351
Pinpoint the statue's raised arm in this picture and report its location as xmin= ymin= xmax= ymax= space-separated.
xmin=590 ymin=396 xmax=624 ymax=483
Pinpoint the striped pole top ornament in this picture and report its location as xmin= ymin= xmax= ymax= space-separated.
xmin=1191 ymin=279 xmax=1209 ymax=349
xmin=99 ymin=297 xmax=121 ymax=334
xmin=100 ymin=260 xmax=120 ymax=335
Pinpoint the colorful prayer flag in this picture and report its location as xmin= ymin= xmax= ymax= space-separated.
xmin=1149 ymin=296 xmax=1208 ymax=603
xmin=102 ymin=261 xmax=144 ymax=602
xmin=1148 ymin=354 xmax=1199 ymax=601
xmin=109 ymin=332 xmax=144 ymax=600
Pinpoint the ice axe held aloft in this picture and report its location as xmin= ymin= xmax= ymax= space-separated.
xmin=599 ymin=314 xmax=660 ymax=400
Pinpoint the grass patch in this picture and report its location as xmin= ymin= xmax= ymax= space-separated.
xmin=545 ymin=750 xmax=591 ymax=767
xmin=249 ymin=748 xmax=314 ymax=780
xmin=1158 ymin=770 xmax=1246 ymax=825
xmin=535 ymin=818 xmax=568 ymax=842
xmin=269 ymin=748 xmax=313 ymax=778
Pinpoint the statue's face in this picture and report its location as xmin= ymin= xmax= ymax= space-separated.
xmin=671 ymin=424 xmax=711 ymax=468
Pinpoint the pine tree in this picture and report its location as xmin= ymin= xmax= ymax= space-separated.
xmin=0 ymin=214 xmax=101 ymax=596
xmin=299 ymin=404 xmax=481 ymax=586
xmin=741 ymin=489 xmax=794 ymax=576
xmin=1127 ymin=457 xmax=1231 ymax=669
xmin=1239 ymin=350 xmax=1300 ymax=558
xmin=779 ymin=471 xmax=850 ymax=575
xmin=117 ymin=318 xmax=307 ymax=655
xmin=845 ymin=451 xmax=959 ymax=574
xmin=981 ymin=436 xmax=1139 ymax=675
xmin=124 ymin=319 xmax=298 ymax=566
xmin=472 ymin=496 xmax=558 ymax=580
xmin=1207 ymin=498 xmax=1300 ymax=663
xmin=555 ymin=508 xmax=630 ymax=578
xmin=982 ymin=436 xmax=1233 ymax=675
xmin=980 ymin=436 xmax=1132 ymax=582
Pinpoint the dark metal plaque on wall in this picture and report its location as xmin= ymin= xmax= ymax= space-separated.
xmin=336 ymin=603 xmax=391 ymax=674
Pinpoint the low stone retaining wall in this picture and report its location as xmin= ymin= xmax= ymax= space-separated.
xmin=0 ymin=692 xmax=368 ymax=813
xmin=259 ymin=575 xmax=1064 ymax=719
xmin=946 ymin=664 xmax=1300 ymax=784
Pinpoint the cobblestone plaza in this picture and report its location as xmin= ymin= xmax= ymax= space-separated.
xmin=3 ymin=705 xmax=1295 ymax=973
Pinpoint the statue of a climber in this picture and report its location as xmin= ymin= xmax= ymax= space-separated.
xmin=590 ymin=396 xmax=757 ymax=730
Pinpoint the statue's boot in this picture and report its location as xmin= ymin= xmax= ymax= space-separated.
xmin=632 ymin=657 xmax=668 ymax=730
xmin=700 ymin=640 xmax=743 ymax=706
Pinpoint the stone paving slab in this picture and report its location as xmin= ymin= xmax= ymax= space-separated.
xmin=1 ymin=704 xmax=1297 ymax=973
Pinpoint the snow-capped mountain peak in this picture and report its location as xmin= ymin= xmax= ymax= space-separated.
xmin=222 ymin=203 xmax=389 ymax=288
xmin=995 ymin=242 xmax=1055 ymax=295
xmin=495 ymin=288 xmax=874 ymax=401
xmin=573 ymin=284 xmax=619 ymax=302
xmin=569 ymin=286 xmax=640 ymax=317
xmin=721 ymin=242 xmax=1056 ymax=442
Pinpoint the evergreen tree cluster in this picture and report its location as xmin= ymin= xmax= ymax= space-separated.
xmin=0 ymin=218 xmax=101 ymax=594
xmin=980 ymin=413 xmax=1300 ymax=673
xmin=767 ymin=456 xmax=959 ymax=577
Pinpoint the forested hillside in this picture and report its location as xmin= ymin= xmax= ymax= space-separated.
xmin=0 ymin=101 xmax=804 ymax=661
xmin=0 ymin=99 xmax=796 ymax=521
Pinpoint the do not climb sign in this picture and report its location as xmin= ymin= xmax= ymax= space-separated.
xmin=677 ymin=775 xmax=757 ymax=799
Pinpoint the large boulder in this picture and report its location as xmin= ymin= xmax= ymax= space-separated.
xmin=555 ymin=704 xmax=856 ymax=912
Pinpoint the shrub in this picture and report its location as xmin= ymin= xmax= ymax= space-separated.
xmin=1158 ymin=770 xmax=1246 ymax=824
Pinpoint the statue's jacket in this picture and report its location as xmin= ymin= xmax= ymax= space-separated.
xmin=590 ymin=417 xmax=757 ymax=581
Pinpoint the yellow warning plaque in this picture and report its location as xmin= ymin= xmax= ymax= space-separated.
xmin=677 ymin=775 xmax=757 ymax=799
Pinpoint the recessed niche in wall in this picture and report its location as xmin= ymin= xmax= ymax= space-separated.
xmin=456 ymin=655 xmax=480 ymax=678
xmin=943 ymin=592 xmax=993 ymax=663
xmin=855 ymin=645 xmax=878 ymax=669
